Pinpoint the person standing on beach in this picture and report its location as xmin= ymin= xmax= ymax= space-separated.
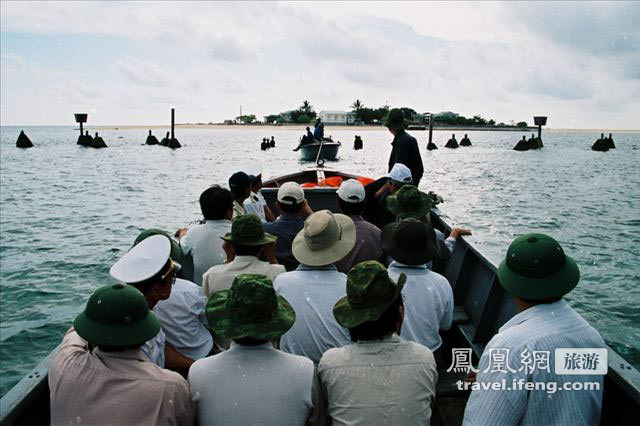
xmin=385 ymin=108 xmax=424 ymax=187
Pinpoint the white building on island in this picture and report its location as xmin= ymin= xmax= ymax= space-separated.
xmin=319 ymin=110 xmax=356 ymax=125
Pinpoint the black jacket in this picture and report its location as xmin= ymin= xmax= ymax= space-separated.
xmin=388 ymin=130 xmax=424 ymax=187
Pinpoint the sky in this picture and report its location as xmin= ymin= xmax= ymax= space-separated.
xmin=1 ymin=1 xmax=639 ymax=128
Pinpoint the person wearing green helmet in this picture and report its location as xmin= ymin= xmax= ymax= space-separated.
xmin=49 ymin=283 xmax=194 ymax=426
xmin=463 ymin=234 xmax=606 ymax=426
xmin=318 ymin=261 xmax=437 ymax=425
xmin=189 ymin=274 xmax=326 ymax=426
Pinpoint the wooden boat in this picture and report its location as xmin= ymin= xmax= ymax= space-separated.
xmin=2 ymin=167 xmax=639 ymax=425
xmin=299 ymin=141 xmax=341 ymax=161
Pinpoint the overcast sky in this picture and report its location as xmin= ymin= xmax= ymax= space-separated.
xmin=1 ymin=1 xmax=639 ymax=128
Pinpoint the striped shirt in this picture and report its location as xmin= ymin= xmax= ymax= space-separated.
xmin=463 ymin=300 xmax=605 ymax=426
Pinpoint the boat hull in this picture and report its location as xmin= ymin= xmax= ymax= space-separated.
xmin=299 ymin=142 xmax=340 ymax=161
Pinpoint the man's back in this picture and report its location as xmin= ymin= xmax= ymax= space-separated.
xmin=154 ymin=278 xmax=212 ymax=360
xmin=387 ymin=262 xmax=453 ymax=350
xmin=189 ymin=342 xmax=324 ymax=426
xmin=463 ymin=300 xmax=605 ymax=426
xmin=181 ymin=220 xmax=231 ymax=285
xmin=202 ymin=255 xmax=286 ymax=298
xmin=335 ymin=215 xmax=383 ymax=274
xmin=318 ymin=335 xmax=437 ymax=426
xmin=263 ymin=214 xmax=305 ymax=271
xmin=49 ymin=330 xmax=193 ymax=426
xmin=388 ymin=130 xmax=424 ymax=187
xmin=274 ymin=265 xmax=350 ymax=363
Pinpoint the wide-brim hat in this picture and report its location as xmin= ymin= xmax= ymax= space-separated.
xmin=333 ymin=261 xmax=406 ymax=328
xmin=292 ymin=210 xmax=356 ymax=266
xmin=384 ymin=108 xmax=408 ymax=130
xmin=74 ymin=283 xmax=160 ymax=346
xmin=206 ymin=274 xmax=295 ymax=341
xmin=221 ymin=214 xmax=276 ymax=246
xmin=381 ymin=218 xmax=438 ymax=265
xmin=497 ymin=233 xmax=580 ymax=300
xmin=386 ymin=185 xmax=432 ymax=219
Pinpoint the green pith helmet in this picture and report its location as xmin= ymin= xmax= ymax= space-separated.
xmin=381 ymin=218 xmax=438 ymax=265
xmin=386 ymin=184 xmax=432 ymax=219
xmin=384 ymin=108 xmax=408 ymax=130
xmin=74 ymin=283 xmax=160 ymax=346
xmin=133 ymin=228 xmax=182 ymax=263
xmin=206 ymin=274 xmax=295 ymax=341
xmin=497 ymin=233 xmax=580 ymax=300
xmin=333 ymin=261 xmax=406 ymax=329
xmin=221 ymin=214 xmax=276 ymax=246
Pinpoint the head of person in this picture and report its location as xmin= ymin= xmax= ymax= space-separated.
xmin=386 ymin=184 xmax=432 ymax=220
xmin=292 ymin=210 xmax=356 ymax=267
xmin=334 ymin=261 xmax=406 ymax=342
xmin=497 ymin=233 xmax=579 ymax=310
xmin=74 ymin=283 xmax=160 ymax=351
xmin=200 ymin=185 xmax=233 ymax=221
xmin=222 ymin=214 xmax=276 ymax=257
xmin=387 ymin=163 xmax=413 ymax=193
xmin=229 ymin=171 xmax=251 ymax=201
xmin=336 ymin=179 xmax=366 ymax=215
xmin=133 ymin=228 xmax=183 ymax=264
xmin=276 ymin=181 xmax=306 ymax=215
xmin=110 ymin=234 xmax=178 ymax=309
xmin=206 ymin=274 xmax=295 ymax=345
xmin=383 ymin=108 xmax=407 ymax=135
xmin=382 ymin=218 xmax=438 ymax=265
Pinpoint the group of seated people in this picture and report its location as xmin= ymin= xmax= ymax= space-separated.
xmin=49 ymin=164 xmax=606 ymax=426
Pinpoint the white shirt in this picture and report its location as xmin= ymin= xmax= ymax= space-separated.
xmin=388 ymin=261 xmax=453 ymax=350
xmin=463 ymin=300 xmax=605 ymax=426
xmin=141 ymin=323 xmax=166 ymax=367
xmin=189 ymin=342 xmax=326 ymax=426
xmin=318 ymin=334 xmax=438 ymax=426
xmin=180 ymin=219 xmax=231 ymax=285
xmin=274 ymin=264 xmax=350 ymax=363
xmin=202 ymin=255 xmax=286 ymax=299
xmin=154 ymin=278 xmax=213 ymax=360
xmin=243 ymin=191 xmax=267 ymax=222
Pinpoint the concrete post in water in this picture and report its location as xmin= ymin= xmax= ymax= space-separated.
xmin=167 ymin=108 xmax=181 ymax=148
xmin=533 ymin=116 xmax=546 ymax=148
xmin=445 ymin=133 xmax=459 ymax=149
xmin=513 ymin=135 xmax=530 ymax=151
xmin=16 ymin=130 xmax=33 ymax=148
xmin=90 ymin=132 xmax=107 ymax=148
xmin=146 ymin=129 xmax=159 ymax=145
xmin=75 ymin=113 xmax=92 ymax=146
xmin=592 ymin=133 xmax=610 ymax=152
xmin=460 ymin=133 xmax=472 ymax=147
xmin=426 ymin=112 xmax=435 ymax=149
xmin=605 ymin=133 xmax=615 ymax=149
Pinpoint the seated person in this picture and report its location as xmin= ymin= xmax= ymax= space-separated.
xmin=363 ymin=163 xmax=414 ymax=229
xmin=178 ymin=185 xmax=232 ymax=285
xmin=318 ymin=261 xmax=438 ymax=425
xmin=382 ymin=219 xmax=453 ymax=352
xmin=263 ymin=182 xmax=313 ymax=271
xmin=274 ymin=210 xmax=355 ymax=363
xmin=229 ymin=171 xmax=251 ymax=219
xmin=243 ymin=172 xmax=275 ymax=223
xmin=189 ymin=274 xmax=325 ymax=426
xmin=49 ymin=283 xmax=194 ymax=426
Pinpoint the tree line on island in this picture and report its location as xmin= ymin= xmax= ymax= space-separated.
xmin=230 ymin=99 xmax=530 ymax=128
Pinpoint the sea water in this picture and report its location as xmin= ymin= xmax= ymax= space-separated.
xmin=1 ymin=126 xmax=639 ymax=396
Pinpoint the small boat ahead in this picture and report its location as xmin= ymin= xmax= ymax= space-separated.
xmin=299 ymin=141 xmax=341 ymax=161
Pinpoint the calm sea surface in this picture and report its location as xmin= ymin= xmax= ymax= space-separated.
xmin=1 ymin=126 xmax=639 ymax=396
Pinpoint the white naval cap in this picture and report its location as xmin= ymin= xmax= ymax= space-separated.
xmin=387 ymin=163 xmax=413 ymax=184
xmin=110 ymin=234 xmax=171 ymax=283
xmin=337 ymin=179 xmax=366 ymax=203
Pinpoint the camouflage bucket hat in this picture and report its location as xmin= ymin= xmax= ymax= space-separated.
xmin=133 ymin=228 xmax=183 ymax=266
xmin=383 ymin=108 xmax=408 ymax=130
xmin=386 ymin=185 xmax=432 ymax=219
xmin=333 ymin=261 xmax=406 ymax=328
xmin=74 ymin=283 xmax=160 ymax=347
xmin=381 ymin=218 xmax=439 ymax=265
xmin=497 ymin=233 xmax=579 ymax=300
xmin=221 ymin=214 xmax=276 ymax=246
xmin=206 ymin=274 xmax=295 ymax=340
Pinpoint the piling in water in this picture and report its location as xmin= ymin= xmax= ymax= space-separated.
xmin=592 ymin=133 xmax=611 ymax=152
xmin=77 ymin=130 xmax=93 ymax=146
xmin=427 ymin=141 xmax=438 ymax=150
xmin=146 ymin=130 xmax=159 ymax=145
xmin=460 ymin=134 xmax=471 ymax=147
xmin=513 ymin=135 xmax=530 ymax=151
xmin=91 ymin=132 xmax=107 ymax=148
xmin=445 ymin=134 xmax=459 ymax=149
xmin=16 ymin=130 xmax=33 ymax=148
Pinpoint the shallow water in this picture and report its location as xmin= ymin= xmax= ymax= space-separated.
xmin=1 ymin=126 xmax=639 ymax=396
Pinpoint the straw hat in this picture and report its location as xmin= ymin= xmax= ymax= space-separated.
xmin=292 ymin=210 xmax=356 ymax=266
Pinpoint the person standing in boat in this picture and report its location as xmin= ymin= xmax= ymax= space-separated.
xmin=382 ymin=218 xmax=453 ymax=355
xmin=318 ymin=261 xmax=438 ymax=426
xmin=385 ymin=108 xmax=424 ymax=187
xmin=314 ymin=118 xmax=325 ymax=141
xmin=110 ymin=235 xmax=195 ymax=371
xmin=178 ymin=185 xmax=233 ymax=285
xmin=274 ymin=210 xmax=356 ymax=363
xmin=263 ymin=182 xmax=313 ymax=271
xmin=190 ymin=274 xmax=326 ymax=426
xmin=228 ymin=171 xmax=251 ymax=219
xmin=334 ymin=179 xmax=384 ymax=273
xmin=463 ymin=234 xmax=605 ymax=426
xmin=49 ymin=283 xmax=194 ymax=426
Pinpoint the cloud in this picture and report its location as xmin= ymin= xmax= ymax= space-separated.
xmin=116 ymin=59 xmax=171 ymax=88
xmin=209 ymin=37 xmax=257 ymax=62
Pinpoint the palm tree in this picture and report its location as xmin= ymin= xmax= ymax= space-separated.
xmin=351 ymin=99 xmax=364 ymax=112
xmin=300 ymin=100 xmax=313 ymax=114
